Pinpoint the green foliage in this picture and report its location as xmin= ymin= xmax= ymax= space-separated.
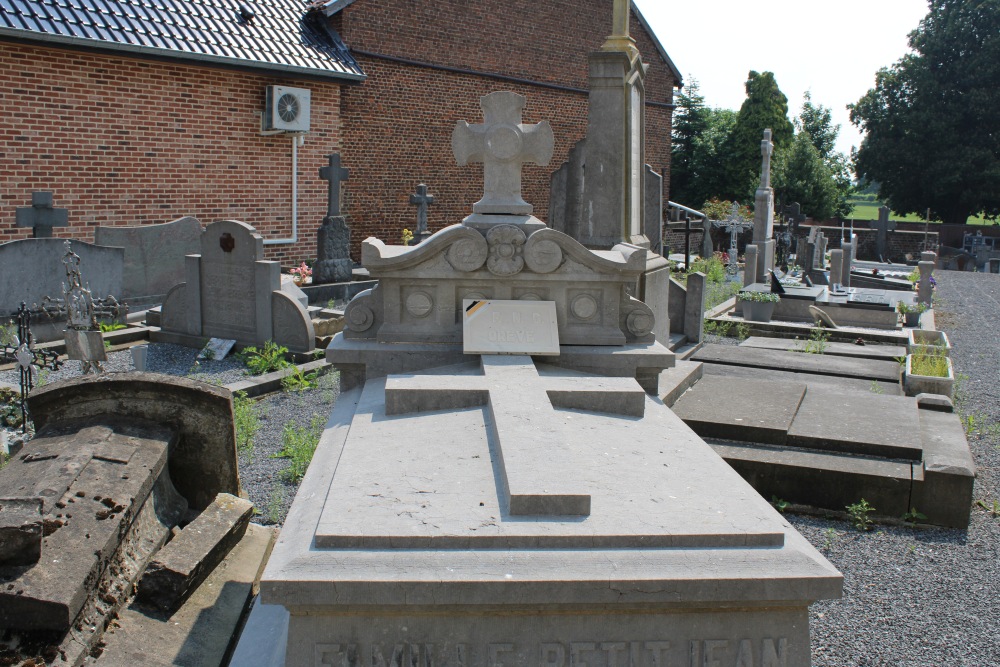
xmin=773 ymin=130 xmax=840 ymax=221
xmin=870 ymin=380 xmax=884 ymax=395
xmin=688 ymin=253 xmax=727 ymax=283
xmin=909 ymin=349 xmax=950 ymax=378
xmin=976 ymin=499 xmax=1000 ymax=517
xmin=98 ymin=321 xmax=126 ymax=333
xmin=265 ymin=485 xmax=287 ymax=524
xmin=738 ymin=290 xmax=780 ymax=304
xmin=902 ymin=507 xmax=928 ymax=523
xmin=897 ymin=301 xmax=928 ymax=315
xmin=771 ymin=496 xmax=791 ymax=513
xmin=273 ymin=413 xmax=326 ymax=483
xmin=722 ymin=71 xmax=795 ymax=202
xmin=702 ymin=198 xmax=751 ymax=224
xmin=850 ymin=0 xmax=1000 ymax=225
xmin=846 ymin=498 xmax=876 ymax=531
xmin=792 ymin=92 xmax=854 ymax=218
xmin=735 ymin=322 xmax=751 ymax=342
xmin=822 ymin=527 xmax=838 ymax=550
xmin=281 ymin=366 xmax=320 ymax=393
xmin=239 ymin=341 xmax=291 ymax=375
xmin=802 ymin=323 xmax=829 ymax=354
xmin=671 ymin=78 xmax=740 ymax=207
xmin=232 ymin=390 xmax=262 ymax=459
xmin=0 ymin=387 xmax=23 ymax=429
xmin=0 ymin=322 xmax=17 ymax=346
xmin=703 ymin=319 xmax=733 ymax=337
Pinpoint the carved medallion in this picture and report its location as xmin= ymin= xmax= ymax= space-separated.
xmin=405 ymin=291 xmax=434 ymax=318
xmin=627 ymin=310 xmax=655 ymax=337
xmin=524 ymin=236 xmax=563 ymax=274
xmin=344 ymin=299 xmax=374 ymax=332
xmin=486 ymin=225 xmax=526 ymax=276
xmin=446 ymin=234 xmax=489 ymax=272
xmin=571 ymin=294 xmax=599 ymax=320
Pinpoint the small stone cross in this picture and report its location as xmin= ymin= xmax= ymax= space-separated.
xmin=319 ymin=154 xmax=349 ymax=218
xmin=452 ymin=91 xmax=554 ymax=216
xmin=15 ymin=192 xmax=69 ymax=238
xmin=0 ymin=303 xmax=63 ymax=432
xmin=408 ymin=183 xmax=435 ymax=235
xmin=760 ymin=129 xmax=774 ymax=190
xmin=712 ymin=203 xmax=754 ymax=277
xmin=385 ymin=355 xmax=646 ymax=516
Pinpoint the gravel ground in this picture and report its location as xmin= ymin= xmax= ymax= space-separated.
xmin=796 ymin=270 xmax=1000 ymax=666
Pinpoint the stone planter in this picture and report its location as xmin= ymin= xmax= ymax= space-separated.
xmin=741 ymin=300 xmax=776 ymax=323
xmin=907 ymin=329 xmax=951 ymax=356
xmin=904 ymin=353 xmax=954 ymax=398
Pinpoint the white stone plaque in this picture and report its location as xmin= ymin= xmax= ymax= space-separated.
xmin=198 ymin=337 xmax=236 ymax=361
xmin=463 ymin=300 xmax=559 ymax=356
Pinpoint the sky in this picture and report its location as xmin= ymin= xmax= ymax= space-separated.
xmin=633 ymin=0 xmax=931 ymax=157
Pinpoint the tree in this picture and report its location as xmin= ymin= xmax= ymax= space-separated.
xmin=774 ymin=130 xmax=839 ymax=221
xmin=722 ymin=71 xmax=795 ymax=202
xmin=670 ymin=79 xmax=737 ymax=209
xmin=850 ymin=0 xmax=1000 ymax=225
xmin=795 ymin=92 xmax=853 ymax=218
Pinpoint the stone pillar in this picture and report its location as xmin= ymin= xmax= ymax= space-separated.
xmin=918 ymin=252 xmax=936 ymax=306
xmin=840 ymin=241 xmax=853 ymax=288
xmin=829 ymin=249 xmax=843 ymax=290
xmin=684 ymin=272 xmax=706 ymax=344
xmin=738 ymin=244 xmax=758 ymax=316
xmin=816 ymin=234 xmax=828 ymax=269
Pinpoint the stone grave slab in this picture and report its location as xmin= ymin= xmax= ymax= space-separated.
xmin=95 ymin=216 xmax=201 ymax=306
xmin=462 ymin=299 xmax=559 ymax=356
xmin=786 ymin=388 xmax=922 ymax=460
xmin=740 ymin=336 xmax=907 ymax=361
xmin=692 ymin=344 xmax=901 ymax=383
xmin=671 ymin=375 xmax=806 ymax=445
xmin=701 ymin=362 xmax=902 ymax=396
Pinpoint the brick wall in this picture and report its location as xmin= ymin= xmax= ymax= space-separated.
xmin=0 ymin=43 xmax=340 ymax=264
xmin=337 ymin=0 xmax=675 ymax=259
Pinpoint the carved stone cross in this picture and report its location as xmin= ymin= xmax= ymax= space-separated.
xmin=384 ymin=355 xmax=646 ymax=516
xmin=15 ymin=192 xmax=68 ymax=238
xmin=712 ymin=203 xmax=754 ymax=276
xmin=319 ymin=153 xmax=349 ymax=218
xmin=452 ymin=91 xmax=554 ymax=216
xmin=408 ymin=183 xmax=435 ymax=235
xmin=760 ymin=129 xmax=774 ymax=190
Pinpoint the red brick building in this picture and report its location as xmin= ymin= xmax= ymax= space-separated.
xmin=0 ymin=0 xmax=681 ymax=265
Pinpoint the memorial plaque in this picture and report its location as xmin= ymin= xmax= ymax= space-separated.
xmin=463 ymin=299 xmax=559 ymax=355
xmin=198 ymin=337 xmax=236 ymax=361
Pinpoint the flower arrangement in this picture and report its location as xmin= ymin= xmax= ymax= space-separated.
xmin=289 ymin=262 xmax=312 ymax=285
xmin=739 ymin=291 xmax=781 ymax=303
xmin=897 ymin=301 xmax=928 ymax=315
xmin=401 ymin=228 xmax=414 ymax=246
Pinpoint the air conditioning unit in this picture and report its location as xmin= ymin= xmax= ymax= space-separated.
xmin=264 ymin=85 xmax=311 ymax=132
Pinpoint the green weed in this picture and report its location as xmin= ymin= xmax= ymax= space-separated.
xmin=704 ymin=319 xmax=733 ymax=337
xmin=822 ymin=527 xmax=838 ymax=550
xmin=233 ymin=390 xmax=262 ymax=460
xmin=239 ymin=340 xmax=291 ymax=375
xmin=265 ymin=485 xmax=287 ymax=524
xmin=282 ymin=366 xmax=320 ymax=393
xmin=0 ymin=322 xmax=16 ymax=346
xmin=801 ymin=322 xmax=829 ymax=354
xmin=870 ymin=380 xmax=884 ymax=395
xmin=98 ymin=321 xmax=126 ymax=333
xmin=909 ymin=348 xmax=950 ymax=378
xmin=771 ymin=496 xmax=790 ymax=513
xmin=846 ymin=499 xmax=875 ymax=531
xmin=735 ymin=322 xmax=751 ymax=341
xmin=976 ymin=499 xmax=1000 ymax=517
xmin=273 ymin=413 xmax=326 ymax=483
xmin=902 ymin=507 xmax=928 ymax=523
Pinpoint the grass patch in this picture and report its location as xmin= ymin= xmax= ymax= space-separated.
xmin=233 ymin=390 xmax=262 ymax=460
xmin=909 ymin=346 xmax=950 ymax=378
xmin=273 ymin=413 xmax=326 ymax=483
xmin=848 ymin=198 xmax=994 ymax=225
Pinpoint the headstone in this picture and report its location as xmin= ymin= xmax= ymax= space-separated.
xmin=408 ymin=183 xmax=436 ymax=244
xmin=712 ymin=203 xmax=753 ymax=278
xmin=753 ymin=130 xmax=776 ymax=282
xmin=917 ymin=251 xmax=936 ymax=306
xmin=870 ymin=206 xmax=896 ymax=261
xmin=15 ymin=191 xmax=68 ymax=238
xmin=840 ymin=240 xmax=854 ymax=288
xmin=816 ymin=232 xmax=828 ymax=269
xmin=314 ymin=153 xmax=353 ymax=285
xmin=829 ymin=249 xmax=844 ymax=291
xmin=156 ymin=220 xmax=315 ymax=353
xmin=95 ymin=216 xmax=202 ymax=306
xmin=0 ymin=239 xmax=123 ymax=322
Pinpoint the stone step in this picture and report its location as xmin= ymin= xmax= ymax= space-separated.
xmin=702 ymin=362 xmax=902 ymax=396
xmin=658 ymin=360 xmax=703 ymax=407
xmin=692 ymin=343 xmax=901 ymax=383
xmin=740 ymin=336 xmax=907 ymax=361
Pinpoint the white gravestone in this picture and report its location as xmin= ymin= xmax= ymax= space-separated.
xmin=462 ymin=299 xmax=559 ymax=356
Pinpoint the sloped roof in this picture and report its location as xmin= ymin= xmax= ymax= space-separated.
xmin=0 ymin=0 xmax=365 ymax=80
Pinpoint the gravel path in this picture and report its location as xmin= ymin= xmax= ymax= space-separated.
xmin=797 ymin=270 xmax=1000 ymax=666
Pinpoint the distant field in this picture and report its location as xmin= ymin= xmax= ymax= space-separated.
xmin=847 ymin=197 xmax=992 ymax=225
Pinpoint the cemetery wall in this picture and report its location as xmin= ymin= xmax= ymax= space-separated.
xmin=797 ymin=224 xmax=939 ymax=262
xmin=0 ymin=42 xmax=339 ymax=264
xmin=335 ymin=0 xmax=676 ymax=259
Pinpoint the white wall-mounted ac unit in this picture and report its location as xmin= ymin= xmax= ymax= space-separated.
xmin=264 ymin=85 xmax=311 ymax=132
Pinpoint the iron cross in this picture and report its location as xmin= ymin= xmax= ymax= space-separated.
xmin=319 ymin=153 xmax=349 ymax=218
xmin=712 ymin=203 xmax=754 ymax=277
xmin=0 ymin=303 xmax=63 ymax=433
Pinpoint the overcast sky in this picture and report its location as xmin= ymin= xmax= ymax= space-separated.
xmin=633 ymin=0 xmax=931 ymax=156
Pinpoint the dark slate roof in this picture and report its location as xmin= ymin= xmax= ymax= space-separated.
xmin=0 ymin=0 xmax=365 ymax=80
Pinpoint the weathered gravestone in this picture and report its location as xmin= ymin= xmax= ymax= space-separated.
xmin=156 ymin=220 xmax=315 ymax=353
xmin=408 ymin=183 xmax=436 ymax=245
xmin=314 ymin=153 xmax=354 ymax=285
xmin=15 ymin=191 xmax=68 ymax=239
xmin=753 ymin=129 xmax=776 ymax=281
xmin=258 ymin=84 xmax=841 ymax=667
xmin=870 ymin=206 xmax=896 ymax=261
xmin=0 ymin=374 xmax=243 ymax=665
xmin=95 ymin=216 xmax=202 ymax=306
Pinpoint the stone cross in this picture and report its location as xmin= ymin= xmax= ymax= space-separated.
xmin=870 ymin=206 xmax=896 ymax=261
xmin=712 ymin=203 xmax=754 ymax=277
xmin=15 ymin=192 xmax=69 ymax=238
xmin=408 ymin=183 xmax=435 ymax=236
xmin=917 ymin=251 xmax=936 ymax=305
xmin=452 ymin=91 xmax=554 ymax=216
xmin=319 ymin=154 xmax=349 ymax=218
xmin=384 ymin=355 xmax=646 ymax=516
xmin=760 ymin=129 xmax=773 ymax=190
xmin=602 ymin=0 xmax=640 ymax=58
